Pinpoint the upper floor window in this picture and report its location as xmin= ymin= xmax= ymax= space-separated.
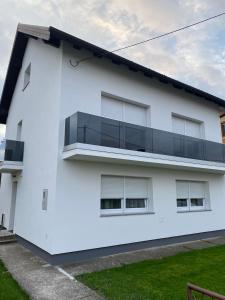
xmin=23 ymin=63 xmax=31 ymax=90
xmin=172 ymin=115 xmax=203 ymax=139
xmin=101 ymin=94 xmax=149 ymax=127
xmin=176 ymin=180 xmax=210 ymax=212
xmin=101 ymin=175 xmax=153 ymax=215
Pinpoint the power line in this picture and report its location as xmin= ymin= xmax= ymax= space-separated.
xmin=70 ymin=12 xmax=225 ymax=68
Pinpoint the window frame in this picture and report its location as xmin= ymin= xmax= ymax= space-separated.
xmin=100 ymin=176 xmax=152 ymax=216
xmin=176 ymin=180 xmax=209 ymax=213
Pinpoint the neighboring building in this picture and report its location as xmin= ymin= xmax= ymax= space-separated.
xmin=0 ymin=24 xmax=225 ymax=264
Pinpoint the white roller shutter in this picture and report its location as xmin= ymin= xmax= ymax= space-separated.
xmin=190 ymin=182 xmax=205 ymax=198
xmin=172 ymin=115 xmax=202 ymax=138
xmin=176 ymin=181 xmax=189 ymax=198
xmin=172 ymin=116 xmax=185 ymax=135
xmin=101 ymin=95 xmax=148 ymax=126
xmin=125 ymin=177 xmax=149 ymax=198
xmin=186 ymin=120 xmax=201 ymax=138
xmin=101 ymin=96 xmax=123 ymax=121
xmin=101 ymin=176 xmax=124 ymax=198
xmin=124 ymin=102 xmax=147 ymax=126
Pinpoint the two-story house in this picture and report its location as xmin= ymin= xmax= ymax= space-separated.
xmin=0 ymin=24 xmax=225 ymax=264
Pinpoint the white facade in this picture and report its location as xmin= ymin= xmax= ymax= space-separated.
xmin=0 ymin=36 xmax=225 ymax=257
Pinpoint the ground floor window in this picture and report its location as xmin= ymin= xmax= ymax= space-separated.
xmin=101 ymin=175 xmax=152 ymax=215
xmin=176 ymin=180 xmax=210 ymax=212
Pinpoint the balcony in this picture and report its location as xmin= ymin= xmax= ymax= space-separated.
xmin=0 ymin=139 xmax=24 ymax=173
xmin=63 ymin=112 xmax=225 ymax=173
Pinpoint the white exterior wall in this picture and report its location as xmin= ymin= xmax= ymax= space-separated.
xmin=53 ymin=161 xmax=225 ymax=253
xmin=0 ymin=38 xmax=62 ymax=252
xmin=51 ymin=43 xmax=225 ymax=254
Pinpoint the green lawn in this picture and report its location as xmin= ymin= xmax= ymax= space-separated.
xmin=77 ymin=244 xmax=225 ymax=300
xmin=0 ymin=260 xmax=29 ymax=300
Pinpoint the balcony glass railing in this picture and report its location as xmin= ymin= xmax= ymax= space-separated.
xmin=0 ymin=139 xmax=24 ymax=162
xmin=65 ymin=112 xmax=225 ymax=163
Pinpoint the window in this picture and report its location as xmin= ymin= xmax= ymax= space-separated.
xmin=101 ymin=94 xmax=148 ymax=127
xmin=23 ymin=63 xmax=31 ymax=90
xmin=176 ymin=181 xmax=210 ymax=212
xmin=172 ymin=115 xmax=202 ymax=138
xmin=101 ymin=176 xmax=152 ymax=215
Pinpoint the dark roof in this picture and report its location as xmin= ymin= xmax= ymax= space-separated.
xmin=1 ymin=23 xmax=225 ymax=124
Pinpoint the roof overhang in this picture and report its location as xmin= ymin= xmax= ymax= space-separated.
xmin=1 ymin=23 xmax=225 ymax=124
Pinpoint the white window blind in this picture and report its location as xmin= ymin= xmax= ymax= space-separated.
xmin=125 ymin=177 xmax=148 ymax=198
xmin=124 ymin=102 xmax=147 ymax=126
xmin=186 ymin=120 xmax=201 ymax=138
xmin=101 ymin=176 xmax=124 ymax=198
xmin=172 ymin=116 xmax=185 ymax=135
xmin=176 ymin=181 xmax=189 ymax=198
xmin=189 ymin=182 xmax=205 ymax=198
xmin=101 ymin=96 xmax=123 ymax=121
xmin=101 ymin=95 xmax=148 ymax=126
xmin=172 ymin=115 xmax=202 ymax=138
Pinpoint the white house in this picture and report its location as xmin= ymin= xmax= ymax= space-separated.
xmin=0 ymin=24 xmax=225 ymax=264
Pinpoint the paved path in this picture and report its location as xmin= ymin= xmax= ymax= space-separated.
xmin=64 ymin=236 xmax=225 ymax=276
xmin=0 ymin=243 xmax=103 ymax=300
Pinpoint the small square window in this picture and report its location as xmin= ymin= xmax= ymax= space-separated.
xmin=23 ymin=63 xmax=31 ymax=90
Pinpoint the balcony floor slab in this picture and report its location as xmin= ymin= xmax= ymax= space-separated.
xmin=0 ymin=161 xmax=23 ymax=173
xmin=63 ymin=143 xmax=225 ymax=174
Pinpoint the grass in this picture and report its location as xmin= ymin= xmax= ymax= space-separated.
xmin=0 ymin=260 xmax=29 ymax=300
xmin=77 ymin=244 xmax=225 ymax=300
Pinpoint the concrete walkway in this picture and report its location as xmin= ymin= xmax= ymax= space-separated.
xmin=64 ymin=236 xmax=225 ymax=276
xmin=0 ymin=243 xmax=103 ymax=300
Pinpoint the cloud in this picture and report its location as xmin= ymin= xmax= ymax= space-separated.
xmin=0 ymin=0 xmax=225 ymax=103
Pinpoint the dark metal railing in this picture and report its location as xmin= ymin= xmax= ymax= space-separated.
xmin=65 ymin=112 xmax=225 ymax=164
xmin=187 ymin=283 xmax=225 ymax=299
xmin=0 ymin=139 xmax=24 ymax=162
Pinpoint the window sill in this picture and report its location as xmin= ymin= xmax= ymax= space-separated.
xmin=100 ymin=211 xmax=155 ymax=217
xmin=177 ymin=209 xmax=212 ymax=213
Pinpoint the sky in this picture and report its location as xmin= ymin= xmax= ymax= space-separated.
xmin=0 ymin=0 xmax=225 ymax=137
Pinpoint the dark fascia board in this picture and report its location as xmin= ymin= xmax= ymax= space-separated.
xmin=0 ymin=31 xmax=28 ymax=123
xmin=1 ymin=24 xmax=225 ymax=124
